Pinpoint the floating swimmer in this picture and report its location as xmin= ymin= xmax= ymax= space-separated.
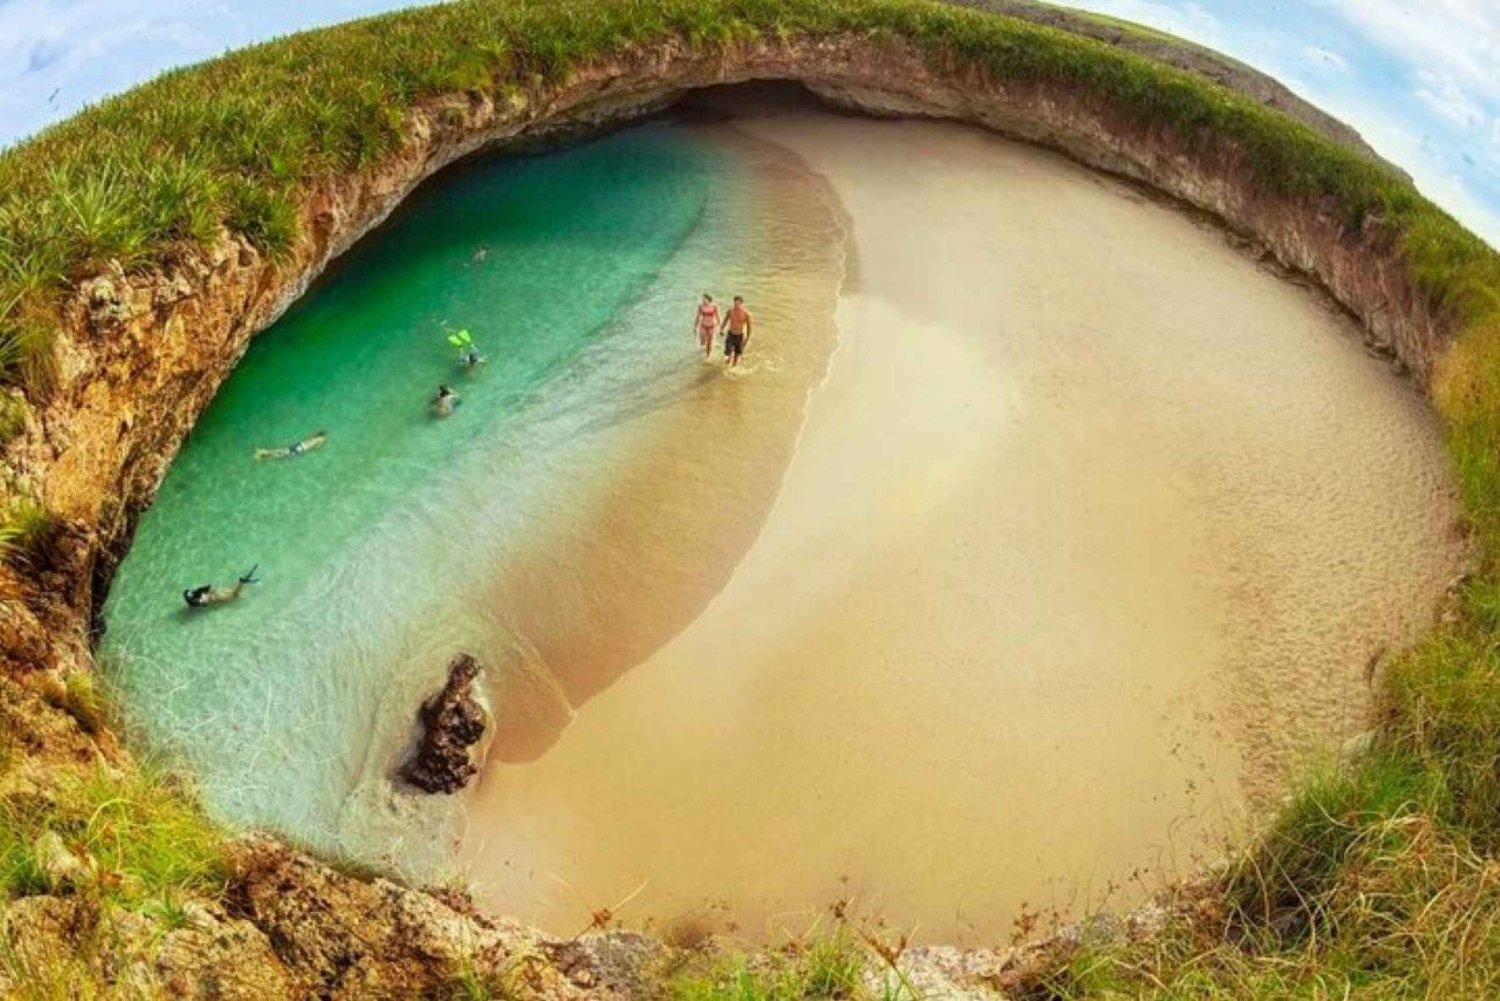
xmin=432 ymin=384 xmax=460 ymax=418
xmin=254 ymin=430 xmax=327 ymax=460
xmin=183 ymin=565 xmax=260 ymax=609
xmin=447 ymin=327 xmax=486 ymax=369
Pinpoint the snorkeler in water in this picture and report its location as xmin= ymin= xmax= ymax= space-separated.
xmin=432 ymin=384 xmax=460 ymax=418
xmin=447 ymin=328 xmax=486 ymax=369
xmin=254 ymin=430 xmax=327 ymax=460
xmin=183 ymin=565 xmax=261 ymax=609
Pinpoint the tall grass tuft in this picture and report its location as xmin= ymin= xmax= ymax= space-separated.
xmin=0 ymin=494 xmax=57 ymax=568
xmin=56 ymin=670 xmax=113 ymax=737
xmin=0 ymin=394 xmax=26 ymax=442
xmin=668 ymin=928 xmax=884 ymax=1001
xmin=0 ymin=763 xmax=228 ymax=910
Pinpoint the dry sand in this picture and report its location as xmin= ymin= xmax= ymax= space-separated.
xmin=460 ymin=103 xmax=1465 ymax=944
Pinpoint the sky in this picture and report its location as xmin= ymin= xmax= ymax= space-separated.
xmin=0 ymin=0 xmax=1496 ymax=245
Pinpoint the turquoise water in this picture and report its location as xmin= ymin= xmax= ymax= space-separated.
xmin=101 ymin=125 xmax=755 ymax=861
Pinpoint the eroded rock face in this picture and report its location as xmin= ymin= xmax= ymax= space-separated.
xmin=401 ymin=653 xmax=488 ymax=794
xmin=225 ymin=834 xmax=662 ymax=1000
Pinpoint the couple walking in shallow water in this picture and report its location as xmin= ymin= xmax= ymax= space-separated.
xmin=695 ymin=293 xmax=752 ymax=367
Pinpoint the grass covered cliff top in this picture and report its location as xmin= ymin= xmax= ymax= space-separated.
xmin=3 ymin=0 xmax=1500 ymax=997
xmin=0 ymin=0 xmax=1496 ymax=396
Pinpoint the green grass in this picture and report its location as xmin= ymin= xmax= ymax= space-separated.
xmin=56 ymin=670 xmax=113 ymax=736
xmin=667 ymin=929 xmax=912 ymax=1001
xmin=1 ymin=0 xmax=1497 ymax=395
xmin=0 ymin=492 xmax=57 ymax=568
xmin=0 ymin=394 xmax=27 ymax=442
xmin=3 ymin=1 xmax=1500 ymax=996
xmin=0 ymin=764 xmax=229 ymax=911
xmin=424 ymin=946 xmax=549 ymax=1001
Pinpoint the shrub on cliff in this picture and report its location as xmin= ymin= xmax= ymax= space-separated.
xmin=0 ymin=764 xmax=228 ymax=911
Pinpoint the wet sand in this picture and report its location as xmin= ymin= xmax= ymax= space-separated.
xmin=461 ymin=104 xmax=1464 ymax=943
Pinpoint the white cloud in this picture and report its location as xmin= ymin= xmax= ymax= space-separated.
xmin=1324 ymin=0 xmax=1500 ymax=104
xmin=0 ymin=0 xmax=424 ymax=147
xmin=0 ymin=0 xmax=229 ymax=141
xmin=1076 ymin=0 xmax=1500 ymax=245
xmin=1301 ymin=45 xmax=1349 ymax=71
xmin=1415 ymin=68 xmax=1488 ymax=130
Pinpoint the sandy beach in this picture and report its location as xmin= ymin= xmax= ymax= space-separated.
xmin=460 ymin=99 xmax=1465 ymax=943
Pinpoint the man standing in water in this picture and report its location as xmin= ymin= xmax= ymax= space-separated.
xmin=720 ymin=295 xmax=752 ymax=368
xmin=693 ymin=292 xmax=720 ymax=359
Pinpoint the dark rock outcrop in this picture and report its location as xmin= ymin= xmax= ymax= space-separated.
xmin=400 ymin=654 xmax=487 ymax=794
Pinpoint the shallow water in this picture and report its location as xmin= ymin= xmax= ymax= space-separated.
xmin=102 ymin=122 xmax=843 ymax=865
xmin=105 ymin=103 xmax=1464 ymax=943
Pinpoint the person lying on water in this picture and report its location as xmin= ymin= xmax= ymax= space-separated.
xmin=254 ymin=430 xmax=326 ymax=460
xmin=432 ymin=384 xmax=460 ymax=418
xmin=447 ymin=328 xmax=486 ymax=369
xmin=183 ymin=566 xmax=260 ymax=609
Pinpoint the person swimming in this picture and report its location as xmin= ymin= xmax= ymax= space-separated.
xmin=183 ymin=565 xmax=261 ymax=609
xmin=693 ymin=293 xmax=720 ymax=360
xmin=447 ymin=328 xmax=486 ymax=369
xmin=254 ymin=430 xmax=327 ymax=460
xmin=432 ymin=384 xmax=460 ymax=418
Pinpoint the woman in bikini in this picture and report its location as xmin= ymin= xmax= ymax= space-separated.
xmin=693 ymin=293 xmax=720 ymax=359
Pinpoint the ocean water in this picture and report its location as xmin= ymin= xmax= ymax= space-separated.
xmin=100 ymin=121 xmax=842 ymax=866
